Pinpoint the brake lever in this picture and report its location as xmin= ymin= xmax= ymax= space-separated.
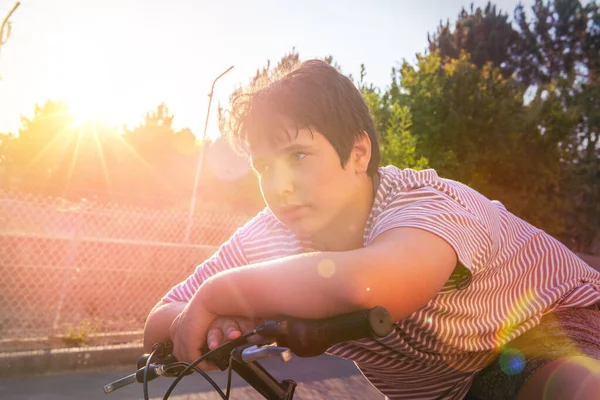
xmin=237 ymin=344 xmax=293 ymax=363
xmin=200 ymin=336 xmax=255 ymax=371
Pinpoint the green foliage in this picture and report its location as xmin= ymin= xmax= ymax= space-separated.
xmin=513 ymin=0 xmax=598 ymax=87
xmin=364 ymin=48 xmax=579 ymax=238
xmin=397 ymin=52 xmax=532 ymax=188
xmin=421 ymin=0 xmax=599 ymax=251
xmin=428 ymin=1 xmax=520 ymax=77
xmin=0 ymin=0 xmax=598 ymax=252
xmin=359 ymin=64 xmax=428 ymax=171
xmin=513 ymin=0 xmax=599 ymax=250
xmin=359 ymin=64 xmax=393 ymax=143
xmin=380 ymin=104 xmax=429 ymax=170
xmin=61 ymin=319 xmax=103 ymax=347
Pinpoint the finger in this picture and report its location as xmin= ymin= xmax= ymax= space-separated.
xmin=221 ymin=319 xmax=242 ymax=340
xmin=206 ymin=327 xmax=223 ymax=350
xmin=173 ymin=338 xmax=199 ymax=365
xmin=227 ymin=330 xmax=242 ymax=340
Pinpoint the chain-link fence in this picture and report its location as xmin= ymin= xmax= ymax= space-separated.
xmin=0 ymin=191 xmax=253 ymax=349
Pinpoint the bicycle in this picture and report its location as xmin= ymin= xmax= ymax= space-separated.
xmin=103 ymin=306 xmax=394 ymax=400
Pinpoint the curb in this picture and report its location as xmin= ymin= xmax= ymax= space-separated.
xmin=0 ymin=342 xmax=143 ymax=377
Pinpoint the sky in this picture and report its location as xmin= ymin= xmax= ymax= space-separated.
xmin=0 ymin=0 xmax=533 ymax=139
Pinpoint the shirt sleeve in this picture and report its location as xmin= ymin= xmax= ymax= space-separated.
xmin=369 ymin=185 xmax=496 ymax=276
xmin=161 ymin=217 xmax=253 ymax=303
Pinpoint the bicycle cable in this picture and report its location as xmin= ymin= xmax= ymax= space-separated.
xmin=164 ymin=362 xmax=226 ymax=399
xmin=225 ymin=353 xmax=234 ymax=399
xmin=163 ymin=330 xmax=257 ymax=400
xmin=143 ymin=348 xmax=158 ymax=400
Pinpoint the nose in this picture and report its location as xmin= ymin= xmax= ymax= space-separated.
xmin=269 ymin=162 xmax=295 ymax=198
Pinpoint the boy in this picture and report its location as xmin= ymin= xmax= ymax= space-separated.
xmin=144 ymin=60 xmax=600 ymax=399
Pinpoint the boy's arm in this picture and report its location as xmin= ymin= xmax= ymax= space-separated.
xmin=144 ymin=212 xmax=261 ymax=352
xmin=196 ymin=227 xmax=457 ymax=322
xmin=143 ymin=300 xmax=187 ymax=352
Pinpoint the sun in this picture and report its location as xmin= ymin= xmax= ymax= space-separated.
xmin=59 ymin=69 xmax=130 ymax=128
xmin=64 ymin=85 xmax=141 ymax=130
xmin=69 ymin=99 xmax=112 ymax=126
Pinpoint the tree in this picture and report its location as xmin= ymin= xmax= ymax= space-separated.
xmin=0 ymin=99 xmax=264 ymax=213
xmin=513 ymin=0 xmax=600 ymax=251
xmin=356 ymin=64 xmax=429 ymax=171
xmin=428 ymin=1 xmax=521 ymax=77
xmin=380 ymin=104 xmax=429 ymax=170
xmin=426 ymin=0 xmax=600 ymax=251
xmin=119 ymin=103 xmax=200 ymax=207
xmin=396 ymin=51 xmax=567 ymax=234
xmin=513 ymin=0 xmax=596 ymax=87
xmin=358 ymin=64 xmax=394 ymax=144
xmin=6 ymin=100 xmax=76 ymax=195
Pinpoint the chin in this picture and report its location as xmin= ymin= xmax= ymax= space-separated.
xmin=284 ymin=218 xmax=321 ymax=238
xmin=286 ymin=223 xmax=312 ymax=237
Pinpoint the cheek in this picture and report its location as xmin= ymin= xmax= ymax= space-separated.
xmin=258 ymin=177 xmax=273 ymax=204
xmin=316 ymin=169 xmax=355 ymax=205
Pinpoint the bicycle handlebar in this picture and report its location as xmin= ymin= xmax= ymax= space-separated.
xmin=272 ymin=305 xmax=394 ymax=356
xmin=199 ymin=306 xmax=393 ymax=370
xmin=105 ymin=306 xmax=394 ymax=399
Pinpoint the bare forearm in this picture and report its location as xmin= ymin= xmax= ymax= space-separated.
xmin=196 ymin=251 xmax=365 ymax=320
xmin=143 ymin=300 xmax=186 ymax=352
xmin=194 ymin=228 xmax=457 ymax=323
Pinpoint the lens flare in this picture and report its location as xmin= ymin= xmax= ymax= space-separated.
xmin=494 ymin=289 xmax=539 ymax=346
xmin=499 ymin=348 xmax=526 ymax=375
xmin=317 ymin=259 xmax=336 ymax=278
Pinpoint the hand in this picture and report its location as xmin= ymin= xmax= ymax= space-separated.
xmin=207 ymin=316 xmax=261 ymax=350
xmin=169 ymin=299 xmax=217 ymax=367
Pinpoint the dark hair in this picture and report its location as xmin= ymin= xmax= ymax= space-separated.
xmin=226 ymin=59 xmax=380 ymax=176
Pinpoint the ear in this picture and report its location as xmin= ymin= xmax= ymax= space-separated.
xmin=351 ymin=131 xmax=372 ymax=174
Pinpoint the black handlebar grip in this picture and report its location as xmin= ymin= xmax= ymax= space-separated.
xmin=276 ymin=306 xmax=394 ymax=358
xmin=200 ymin=337 xmax=250 ymax=371
xmin=137 ymin=341 xmax=176 ymax=369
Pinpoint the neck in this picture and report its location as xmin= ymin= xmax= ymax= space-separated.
xmin=311 ymin=173 xmax=378 ymax=252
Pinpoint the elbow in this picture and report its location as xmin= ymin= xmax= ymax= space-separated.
xmin=343 ymin=264 xmax=380 ymax=313
xmin=346 ymin=253 xmax=420 ymax=322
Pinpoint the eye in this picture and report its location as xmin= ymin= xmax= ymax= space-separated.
xmin=291 ymin=152 xmax=306 ymax=161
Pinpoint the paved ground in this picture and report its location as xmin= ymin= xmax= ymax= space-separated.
xmin=0 ymin=354 xmax=385 ymax=399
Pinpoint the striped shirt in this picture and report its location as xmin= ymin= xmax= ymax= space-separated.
xmin=163 ymin=165 xmax=600 ymax=399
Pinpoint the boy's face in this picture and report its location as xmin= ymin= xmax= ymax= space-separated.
xmin=249 ymin=127 xmax=369 ymax=238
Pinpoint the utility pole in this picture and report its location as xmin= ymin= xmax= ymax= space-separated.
xmin=183 ymin=65 xmax=234 ymax=243
xmin=0 ymin=1 xmax=20 ymax=77
xmin=1 ymin=2 xmax=20 ymax=49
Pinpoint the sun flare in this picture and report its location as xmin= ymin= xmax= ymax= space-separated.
xmin=60 ymin=67 xmax=131 ymax=129
xmin=69 ymin=100 xmax=112 ymax=126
